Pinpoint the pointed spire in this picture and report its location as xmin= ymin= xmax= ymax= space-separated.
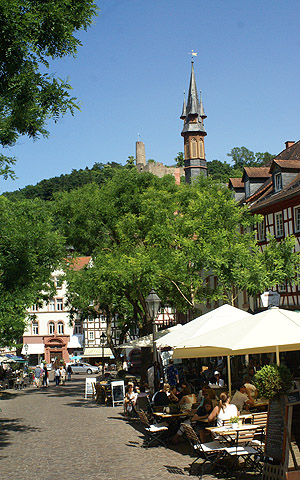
xmin=181 ymin=61 xmax=206 ymax=135
xmin=180 ymin=91 xmax=186 ymax=120
xmin=199 ymin=90 xmax=206 ymax=119
xmin=186 ymin=61 xmax=200 ymax=115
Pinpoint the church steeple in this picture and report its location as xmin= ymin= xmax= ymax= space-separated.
xmin=181 ymin=59 xmax=207 ymax=183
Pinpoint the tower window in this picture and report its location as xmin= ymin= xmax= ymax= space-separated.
xmin=199 ymin=139 xmax=204 ymax=158
xmin=191 ymin=138 xmax=197 ymax=158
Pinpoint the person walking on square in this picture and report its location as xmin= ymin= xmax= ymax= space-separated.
xmin=34 ymin=365 xmax=41 ymax=388
xmin=55 ymin=366 xmax=60 ymax=386
xmin=67 ymin=364 xmax=72 ymax=381
xmin=60 ymin=365 xmax=66 ymax=385
xmin=42 ymin=366 xmax=48 ymax=387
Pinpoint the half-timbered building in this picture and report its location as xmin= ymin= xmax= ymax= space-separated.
xmin=230 ymin=140 xmax=300 ymax=311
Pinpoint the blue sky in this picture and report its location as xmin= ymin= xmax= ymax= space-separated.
xmin=2 ymin=0 xmax=300 ymax=193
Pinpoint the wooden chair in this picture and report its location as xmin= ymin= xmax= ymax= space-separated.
xmin=251 ymin=412 xmax=267 ymax=452
xmin=182 ymin=423 xmax=228 ymax=478
xmin=137 ymin=410 xmax=168 ymax=448
xmin=223 ymin=427 xmax=261 ymax=475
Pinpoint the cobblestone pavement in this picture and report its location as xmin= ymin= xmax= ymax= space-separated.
xmin=0 ymin=376 xmax=261 ymax=480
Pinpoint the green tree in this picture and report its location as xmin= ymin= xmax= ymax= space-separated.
xmin=0 ymin=197 xmax=64 ymax=346
xmin=126 ymin=156 xmax=136 ymax=169
xmin=174 ymin=152 xmax=184 ymax=167
xmin=56 ymin=171 xmax=299 ymax=339
xmin=227 ymin=147 xmax=274 ymax=169
xmin=0 ymin=0 xmax=98 ymax=175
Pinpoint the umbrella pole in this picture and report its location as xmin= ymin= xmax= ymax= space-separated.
xmin=276 ymin=345 xmax=280 ymax=365
xmin=227 ymin=355 xmax=232 ymax=396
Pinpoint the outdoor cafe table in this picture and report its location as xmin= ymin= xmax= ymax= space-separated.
xmin=205 ymin=424 xmax=260 ymax=446
xmin=249 ymin=399 xmax=269 ymax=411
xmin=152 ymin=412 xmax=190 ymax=420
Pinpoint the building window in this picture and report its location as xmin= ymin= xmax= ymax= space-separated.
xmin=74 ymin=323 xmax=81 ymax=335
xmin=56 ymin=299 xmax=63 ymax=311
xmin=275 ymin=173 xmax=282 ymax=192
xmin=275 ymin=212 xmax=283 ymax=237
xmin=49 ymin=299 xmax=55 ymax=311
xmin=49 ymin=322 xmax=55 ymax=335
xmin=257 ymin=218 xmax=265 ymax=241
xmin=294 ymin=207 xmax=300 ymax=233
xmin=88 ymin=316 xmax=94 ymax=323
xmin=32 ymin=304 xmax=38 ymax=312
xmin=32 ymin=322 xmax=39 ymax=335
xmin=88 ymin=331 xmax=94 ymax=341
xmin=57 ymin=322 xmax=64 ymax=334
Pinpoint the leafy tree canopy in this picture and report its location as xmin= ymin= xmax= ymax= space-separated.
xmin=55 ymin=170 xmax=299 ymax=341
xmin=0 ymin=196 xmax=65 ymax=346
xmin=227 ymin=147 xmax=274 ymax=169
xmin=0 ymin=0 xmax=98 ymax=176
xmin=3 ymin=162 xmax=123 ymax=201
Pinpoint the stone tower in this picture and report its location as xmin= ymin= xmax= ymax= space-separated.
xmin=136 ymin=141 xmax=146 ymax=170
xmin=181 ymin=60 xmax=207 ymax=183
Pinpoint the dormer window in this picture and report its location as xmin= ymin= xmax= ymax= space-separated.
xmin=275 ymin=172 xmax=282 ymax=192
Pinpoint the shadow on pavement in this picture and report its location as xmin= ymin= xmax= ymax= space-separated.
xmin=0 ymin=418 xmax=39 ymax=452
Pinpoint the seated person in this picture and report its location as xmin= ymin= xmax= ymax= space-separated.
xmin=178 ymin=386 xmax=197 ymax=412
xmin=152 ymin=383 xmax=170 ymax=407
xmin=124 ymin=382 xmax=137 ymax=417
xmin=207 ymin=392 xmax=238 ymax=427
xmin=172 ymin=399 xmax=213 ymax=444
xmin=169 ymin=385 xmax=179 ymax=403
xmin=192 ymin=399 xmax=214 ymax=442
xmin=243 ymin=375 xmax=258 ymax=399
xmin=176 ymin=382 xmax=188 ymax=401
xmin=209 ymin=370 xmax=225 ymax=388
xmin=231 ymin=384 xmax=254 ymax=412
xmin=198 ymin=384 xmax=216 ymax=405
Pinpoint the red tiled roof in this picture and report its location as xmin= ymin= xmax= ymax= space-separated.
xmin=274 ymin=139 xmax=300 ymax=161
xmin=68 ymin=256 xmax=91 ymax=271
xmin=270 ymin=159 xmax=300 ymax=171
xmin=229 ymin=177 xmax=243 ymax=188
xmin=243 ymin=167 xmax=271 ymax=178
xmin=251 ymin=172 xmax=300 ymax=210
xmin=245 ymin=177 xmax=273 ymax=204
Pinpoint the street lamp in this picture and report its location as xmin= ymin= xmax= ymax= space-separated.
xmin=24 ymin=343 xmax=29 ymax=369
xmin=145 ymin=289 xmax=161 ymax=363
xmin=100 ymin=331 xmax=106 ymax=362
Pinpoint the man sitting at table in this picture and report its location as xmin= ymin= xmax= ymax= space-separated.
xmin=152 ymin=383 xmax=170 ymax=407
xmin=209 ymin=371 xmax=225 ymax=388
xmin=171 ymin=399 xmax=213 ymax=444
xmin=231 ymin=384 xmax=254 ymax=412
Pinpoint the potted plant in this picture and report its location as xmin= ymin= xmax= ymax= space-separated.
xmin=254 ymin=364 xmax=292 ymax=399
xmin=229 ymin=415 xmax=240 ymax=429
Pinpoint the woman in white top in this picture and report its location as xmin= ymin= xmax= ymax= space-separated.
xmin=178 ymin=386 xmax=197 ymax=412
xmin=207 ymin=392 xmax=238 ymax=427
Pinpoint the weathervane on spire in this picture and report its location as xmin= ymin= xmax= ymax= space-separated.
xmin=188 ymin=50 xmax=198 ymax=62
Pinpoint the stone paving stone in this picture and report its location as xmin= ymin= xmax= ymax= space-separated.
xmin=0 ymin=377 xmax=261 ymax=480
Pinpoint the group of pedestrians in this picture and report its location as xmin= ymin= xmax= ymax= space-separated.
xmin=34 ymin=364 xmax=49 ymax=388
xmin=54 ymin=364 xmax=73 ymax=385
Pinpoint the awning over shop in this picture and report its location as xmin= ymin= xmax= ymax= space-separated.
xmin=21 ymin=344 xmax=45 ymax=355
xmin=82 ymin=347 xmax=113 ymax=357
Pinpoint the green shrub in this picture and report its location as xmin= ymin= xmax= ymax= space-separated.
xmin=254 ymin=364 xmax=293 ymax=399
